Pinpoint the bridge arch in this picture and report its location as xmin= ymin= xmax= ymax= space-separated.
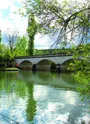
xmin=60 ymin=59 xmax=74 ymax=72
xmin=36 ymin=59 xmax=56 ymax=71
xmin=61 ymin=58 xmax=74 ymax=65
xmin=19 ymin=60 xmax=32 ymax=70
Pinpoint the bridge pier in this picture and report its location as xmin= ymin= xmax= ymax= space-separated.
xmin=56 ymin=64 xmax=61 ymax=73
xmin=32 ymin=64 xmax=37 ymax=72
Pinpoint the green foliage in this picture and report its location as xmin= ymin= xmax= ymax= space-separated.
xmin=0 ymin=44 xmax=12 ymax=62
xmin=5 ymin=68 xmax=19 ymax=71
xmin=14 ymin=36 xmax=28 ymax=56
xmin=0 ymin=44 xmax=6 ymax=61
xmin=27 ymin=14 xmax=37 ymax=55
xmin=0 ymin=30 xmax=2 ymax=44
xmin=34 ymin=48 xmax=72 ymax=55
xmin=50 ymin=62 xmax=56 ymax=72
xmin=68 ymin=44 xmax=90 ymax=99
xmin=0 ymin=36 xmax=28 ymax=67
xmin=4 ymin=46 xmax=12 ymax=60
xmin=0 ymin=44 xmax=15 ymax=67
xmin=34 ymin=49 xmax=43 ymax=55
xmin=0 ymin=62 xmax=6 ymax=71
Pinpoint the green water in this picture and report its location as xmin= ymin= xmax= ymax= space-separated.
xmin=0 ymin=71 xmax=90 ymax=124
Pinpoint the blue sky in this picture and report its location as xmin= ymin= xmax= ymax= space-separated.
xmin=0 ymin=0 xmax=50 ymax=49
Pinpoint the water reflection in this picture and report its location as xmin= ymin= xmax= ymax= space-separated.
xmin=18 ymin=71 xmax=81 ymax=90
xmin=26 ymin=82 xmax=36 ymax=122
xmin=0 ymin=71 xmax=90 ymax=124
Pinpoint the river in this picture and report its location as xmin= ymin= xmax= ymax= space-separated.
xmin=0 ymin=71 xmax=90 ymax=124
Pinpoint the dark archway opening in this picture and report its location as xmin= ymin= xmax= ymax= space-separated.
xmin=37 ymin=59 xmax=56 ymax=71
xmin=32 ymin=64 xmax=37 ymax=72
xmin=19 ymin=60 xmax=32 ymax=70
xmin=50 ymin=62 xmax=56 ymax=72
xmin=56 ymin=64 xmax=61 ymax=73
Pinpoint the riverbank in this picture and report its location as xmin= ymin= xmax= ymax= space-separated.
xmin=0 ymin=67 xmax=19 ymax=71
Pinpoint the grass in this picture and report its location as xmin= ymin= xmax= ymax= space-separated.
xmin=0 ymin=67 xmax=19 ymax=71
xmin=5 ymin=68 xmax=19 ymax=71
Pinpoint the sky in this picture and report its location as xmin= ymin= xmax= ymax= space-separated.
xmin=0 ymin=0 xmax=50 ymax=49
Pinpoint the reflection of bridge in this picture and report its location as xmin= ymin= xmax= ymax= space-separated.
xmin=18 ymin=71 xmax=78 ymax=89
xmin=15 ymin=54 xmax=72 ymax=71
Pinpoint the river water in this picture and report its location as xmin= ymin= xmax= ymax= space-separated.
xmin=0 ymin=71 xmax=90 ymax=124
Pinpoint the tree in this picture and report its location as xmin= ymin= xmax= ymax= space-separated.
xmin=0 ymin=30 xmax=2 ymax=44
xmin=0 ymin=44 xmax=6 ymax=62
xmin=5 ymin=28 xmax=19 ymax=53
xmin=0 ymin=44 xmax=13 ymax=67
xmin=27 ymin=14 xmax=37 ymax=55
xmin=68 ymin=44 xmax=90 ymax=99
xmin=14 ymin=36 xmax=28 ymax=56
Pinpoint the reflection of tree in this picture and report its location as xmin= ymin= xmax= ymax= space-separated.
xmin=0 ymin=72 xmax=16 ymax=92
xmin=0 ymin=72 xmax=27 ymax=97
xmin=18 ymin=71 xmax=32 ymax=81
xmin=26 ymin=83 xmax=36 ymax=122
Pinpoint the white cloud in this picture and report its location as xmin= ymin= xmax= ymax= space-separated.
xmin=34 ymin=33 xmax=50 ymax=49
xmin=0 ymin=0 xmax=27 ymax=35
xmin=0 ymin=12 xmax=2 ymax=17
xmin=0 ymin=15 xmax=27 ymax=36
xmin=8 ymin=5 xmax=28 ymax=35
xmin=0 ymin=19 xmax=12 ymax=31
xmin=0 ymin=0 xmax=11 ymax=10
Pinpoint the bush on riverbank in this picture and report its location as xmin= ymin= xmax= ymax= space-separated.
xmin=0 ymin=67 xmax=19 ymax=71
xmin=0 ymin=62 xmax=6 ymax=67
xmin=5 ymin=68 xmax=19 ymax=71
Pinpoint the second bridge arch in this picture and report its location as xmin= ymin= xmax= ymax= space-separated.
xmin=36 ymin=59 xmax=56 ymax=71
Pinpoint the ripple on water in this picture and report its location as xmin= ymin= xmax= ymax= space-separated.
xmin=35 ymin=114 xmax=90 ymax=124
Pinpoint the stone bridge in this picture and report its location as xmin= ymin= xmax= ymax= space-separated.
xmin=14 ymin=54 xmax=73 ymax=72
